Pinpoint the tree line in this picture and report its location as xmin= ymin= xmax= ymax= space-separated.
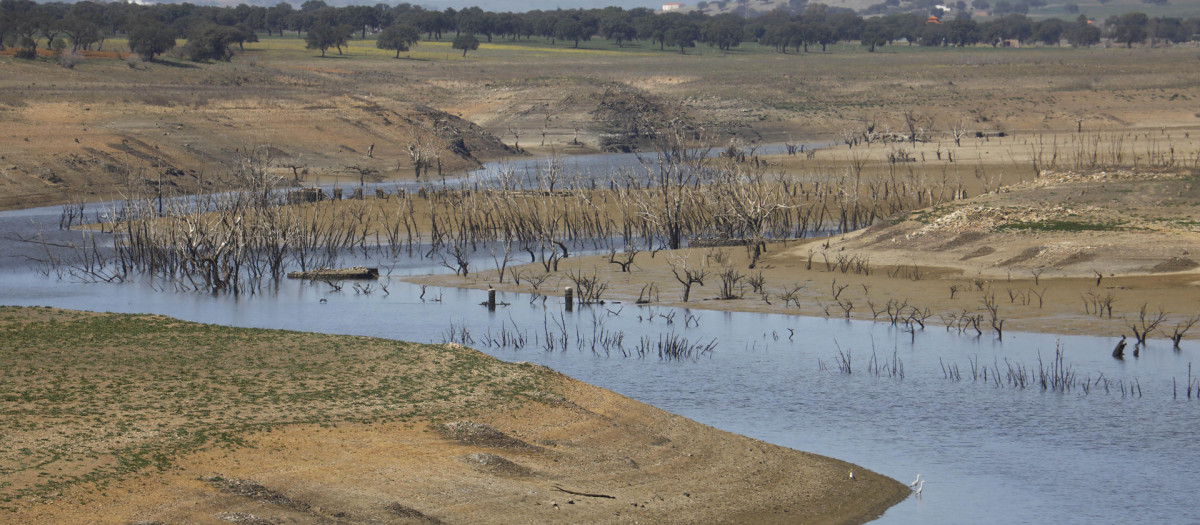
xmin=1 ymin=0 xmax=1197 ymax=63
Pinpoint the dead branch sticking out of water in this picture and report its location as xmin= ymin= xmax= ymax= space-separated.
xmin=866 ymin=346 xmax=904 ymax=380
xmin=944 ymin=343 xmax=1147 ymax=398
xmin=834 ymin=342 xmax=852 ymax=374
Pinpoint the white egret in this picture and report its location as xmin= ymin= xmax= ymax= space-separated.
xmin=914 ymin=480 xmax=924 ymax=497
xmin=908 ymin=474 xmax=922 ymax=489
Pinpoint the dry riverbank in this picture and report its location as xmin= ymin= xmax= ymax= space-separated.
xmin=0 ymin=307 xmax=908 ymax=524
xmin=412 ymin=167 xmax=1200 ymax=343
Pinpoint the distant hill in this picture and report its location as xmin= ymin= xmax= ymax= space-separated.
xmin=54 ymin=0 xmax=1200 ymax=16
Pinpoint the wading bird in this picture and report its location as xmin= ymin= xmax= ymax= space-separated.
xmin=909 ymin=474 xmax=922 ymax=489
xmin=914 ymin=480 xmax=925 ymax=497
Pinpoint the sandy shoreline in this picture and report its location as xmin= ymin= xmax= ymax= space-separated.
xmin=411 ymin=240 xmax=1200 ymax=343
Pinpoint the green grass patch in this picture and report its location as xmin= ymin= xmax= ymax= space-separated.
xmin=910 ymin=205 xmax=954 ymax=224
xmin=994 ymin=219 xmax=1127 ymax=232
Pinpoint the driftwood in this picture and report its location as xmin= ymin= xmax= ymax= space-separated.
xmin=287 ymin=266 xmax=379 ymax=280
xmin=689 ymin=237 xmax=749 ymax=248
xmin=551 ymin=484 xmax=616 ymax=499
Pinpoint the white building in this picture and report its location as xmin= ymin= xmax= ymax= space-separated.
xmin=662 ymin=3 xmax=683 ymax=12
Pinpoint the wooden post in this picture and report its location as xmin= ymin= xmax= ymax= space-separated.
xmin=487 ymin=288 xmax=496 ymax=311
xmin=564 ymin=287 xmax=574 ymax=312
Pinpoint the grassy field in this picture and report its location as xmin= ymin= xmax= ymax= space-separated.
xmin=0 ymin=306 xmax=547 ymax=509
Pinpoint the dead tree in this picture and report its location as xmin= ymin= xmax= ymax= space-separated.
xmin=1169 ymin=315 xmax=1199 ymax=349
xmin=717 ymin=266 xmax=744 ymax=300
xmin=950 ymin=117 xmax=970 ymax=147
xmin=406 ymin=128 xmax=443 ymax=179
xmin=983 ymin=292 xmax=1004 ymax=340
xmin=668 ymin=253 xmax=709 ymax=302
xmin=233 ymin=143 xmax=283 ymax=207
xmin=608 ymin=246 xmax=639 ymax=272
xmin=902 ymin=110 xmax=933 ymax=146
xmin=280 ymin=155 xmax=307 ymax=182
xmin=566 ymin=268 xmax=609 ymax=304
xmin=346 ymin=164 xmax=379 ymax=189
xmin=1128 ymin=303 xmax=1167 ymax=345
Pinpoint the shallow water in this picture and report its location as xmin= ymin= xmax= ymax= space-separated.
xmin=2 ymin=178 xmax=1199 ymax=524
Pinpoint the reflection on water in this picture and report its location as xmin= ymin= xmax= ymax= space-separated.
xmin=2 ymin=196 xmax=1199 ymax=525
